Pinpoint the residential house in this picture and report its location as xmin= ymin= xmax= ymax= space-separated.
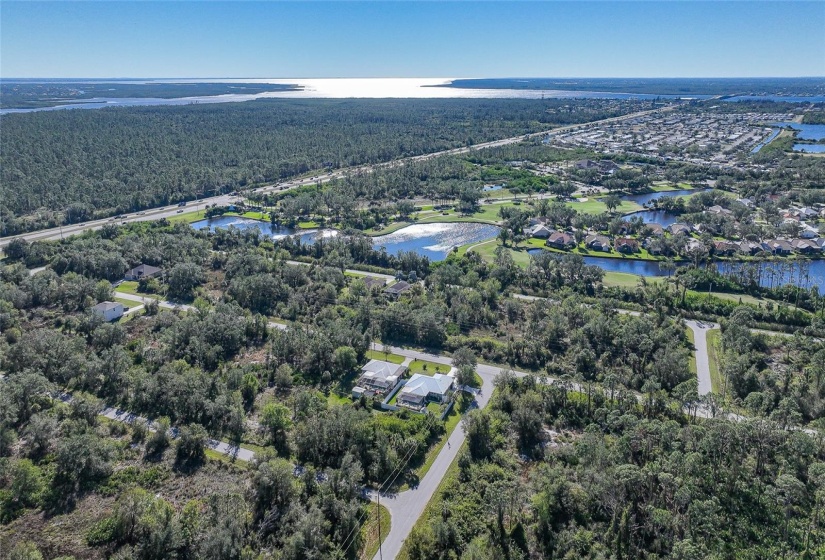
xmin=645 ymin=223 xmax=665 ymax=236
xmin=737 ymin=198 xmax=754 ymax=207
xmin=614 ymin=237 xmax=639 ymax=254
xmin=707 ymin=205 xmax=732 ymax=216
xmin=92 ymin=301 xmax=124 ymax=322
xmin=800 ymin=225 xmax=820 ymax=239
xmin=396 ymin=373 xmax=455 ymax=410
xmin=124 ymin=264 xmax=163 ymax=281
xmin=352 ymin=360 xmax=406 ymax=398
xmin=684 ymin=239 xmax=706 ymax=254
xmin=384 ymin=281 xmax=412 ymax=299
xmin=669 ymin=223 xmax=692 ymax=236
xmin=585 ymin=234 xmax=611 ymax=252
xmin=574 ymin=159 xmax=600 ymax=170
xmin=546 ymin=231 xmax=575 ymax=250
xmin=598 ymin=160 xmax=621 ymax=173
xmin=615 ymin=221 xmax=632 ymax=235
xmin=792 ymin=239 xmax=820 ymax=255
xmin=360 ymin=276 xmax=386 ymax=291
xmin=530 ymin=224 xmax=555 ymax=239
xmin=765 ymin=239 xmax=794 ymax=255
xmin=713 ymin=241 xmax=738 ymax=256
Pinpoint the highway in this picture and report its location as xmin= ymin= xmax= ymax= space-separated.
xmin=0 ymin=103 xmax=674 ymax=250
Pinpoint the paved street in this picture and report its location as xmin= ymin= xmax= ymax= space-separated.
xmin=685 ymin=319 xmax=718 ymax=396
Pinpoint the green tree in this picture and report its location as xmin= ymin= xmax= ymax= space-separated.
xmin=332 ymin=345 xmax=358 ymax=379
xmin=260 ymin=402 xmax=292 ymax=453
xmin=176 ymin=423 xmax=208 ymax=465
xmin=165 ymin=262 xmax=205 ymax=301
xmin=603 ymin=194 xmax=621 ymax=213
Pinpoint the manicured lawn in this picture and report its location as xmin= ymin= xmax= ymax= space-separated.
xmin=707 ymin=329 xmax=724 ymax=395
xmin=407 ymin=358 xmax=449 ymax=376
xmin=218 ymin=211 xmax=271 ymax=221
xmin=459 ymin=238 xmax=534 ymax=267
xmin=366 ymin=349 xmax=405 ymax=364
xmin=359 ymin=503 xmax=391 ymax=560
xmin=651 ymin=182 xmax=696 ymax=192
xmin=602 ymin=271 xmax=648 ymax=288
xmin=565 ymin=198 xmax=642 ymax=215
xmin=685 ymin=327 xmax=697 ymax=375
xmin=418 ymin=202 xmax=517 ymax=224
xmin=113 ymin=297 xmax=140 ymax=309
xmin=115 ymin=281 xmax=141 ymax=295
xmin=298 ymin=220 xmax=319 ymax=229
xmin=115 ymin=281 xmax=164 ymax=299
xmin=167 ymin=209 xmax=208 ymax=223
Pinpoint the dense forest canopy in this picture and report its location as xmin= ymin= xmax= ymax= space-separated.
xmin=406 ymin=374 xmax=825 ymax=560
xmin=0 ymin=98 xmax=645 ymax=234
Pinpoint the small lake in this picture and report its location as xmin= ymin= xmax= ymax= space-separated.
xmin=373 ymin=222 xmax=501 ymax=261
xmin=482 ymin=185 xmax=505 ymax=192
xmin=793 ymin=144 xmax=825 ymax=154
xmin=527 ymin=250 xmax=825 ymax=291
xmin=618 ymin=188 xmax=707 ymax=227
xmin=773 ymin=122 xmax=825 ymax=141
xmin=191 ymin=216 xmax=338 ymax=244
xmin=625 ymin=210 xmax=680 ymax=227
xmin=620 ymin=188 xmax=706 ymax=206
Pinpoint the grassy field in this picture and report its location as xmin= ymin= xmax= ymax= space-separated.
xmin=651 ymin=181 xmax=695 ymax=192
xmin=167 ymin=209 xmax=208 ymax=224
xmin=602 ymin=271 xmax=652 ymax=288
xmin=468 ymin=240 xmax=534 ymax=267
xmin=113 ymin=297 xmax=141 ymax=309
xmin=114 ymin=281 xmax=153 ymax=297
xmin=366 ymin=349 xmax=405 ymax=364
xmin=407 ymin=358 xmax=450 ymax=376
xmin=327 ymin=391 xmax=352 ymax=407
xmin=707 ymin=329 xmax=724 ymax=395
xmin=419 ymin=205 xmax=506 ymax=224
xmin=566 ymin=198 xmax=642 ymax=215
xmin=685 ymin=327 xmax=697 ymax=375
xmin=359 ymin=503 xmax=391 ymax=560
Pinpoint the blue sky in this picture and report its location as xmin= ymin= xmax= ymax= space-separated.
xmin=1 ymin=1 xmax=823 ymax=78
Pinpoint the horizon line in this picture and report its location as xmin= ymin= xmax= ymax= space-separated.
xmin=3 ymin=76 xmax=825 ymax=81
